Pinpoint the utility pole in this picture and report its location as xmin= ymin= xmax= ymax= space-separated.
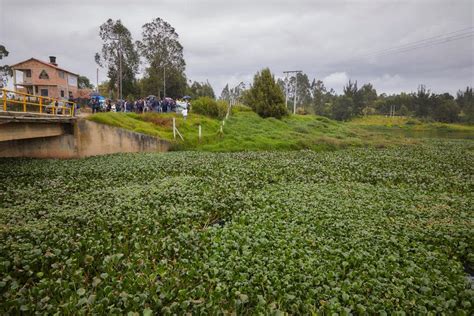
xmin=163 ymin=66 xmax=166 ymax=98
xmin=96 ymin=68 xmax=99 ymax=92
xmin=119 ymin=37 xmax=122 ymax=100
xmin=283 ymin=70 xmax=302 ymax=114
xmin=111 ymin=36 xmax=123 ymax=100
xmin=284 ymin=72 xmax=289 ymax=109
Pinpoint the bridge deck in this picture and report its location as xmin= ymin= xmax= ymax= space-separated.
xmin=0 ymin=111 xmax=77 ymax=124
xmin=0 ymin=111 xmax=76 ymax=142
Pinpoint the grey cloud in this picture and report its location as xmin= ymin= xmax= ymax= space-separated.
xmin=1 ymin=0 xmax=472 ymax=96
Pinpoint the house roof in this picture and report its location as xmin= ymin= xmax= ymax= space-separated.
xmin=10 ymin=58 xmax=79 ymax=76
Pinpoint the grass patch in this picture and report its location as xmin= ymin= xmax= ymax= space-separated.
xmin=88 ymin=112 xmax=472 ymax=151
xmin=350 ymin=115 xmax=474 ymax=132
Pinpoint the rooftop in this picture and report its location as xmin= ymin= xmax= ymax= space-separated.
xmin=10 ymin=57 xmax=79 ymax=76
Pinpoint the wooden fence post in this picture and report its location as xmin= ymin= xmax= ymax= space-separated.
xmin=173 ymin=117 xmax=176 ymax=139
xmin=198 ymin=124 xmax=202 ymax=141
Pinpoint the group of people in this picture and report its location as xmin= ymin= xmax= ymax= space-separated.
xmin=89 ymin=96 xmax=189 ymax=119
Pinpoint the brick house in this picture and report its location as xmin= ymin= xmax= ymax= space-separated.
xmin=10 ymin=56 xmax=79 ymax=99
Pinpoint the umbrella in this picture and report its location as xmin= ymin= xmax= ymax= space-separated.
xmin=183 ymin=95 xmax=192 ymax=99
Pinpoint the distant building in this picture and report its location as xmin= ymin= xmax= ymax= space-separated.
xmin=10 ymin=56 xmax=78 ymax=99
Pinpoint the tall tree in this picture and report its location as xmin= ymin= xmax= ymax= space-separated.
xmin=230 ymin=82 xmax=246 ymax=104
xmin=243 ymin=68 xmax=287 ymax=118
xmin=220 ymin=82 xmax=247 ymax=104
xmin=220 ymin=84 xmax=230 ymax=101
xmin=78 ymin=75 xmax=94 ymax=89
xmin=432 ymin=97 xmax=460 ymax=123
xmin=359 ymin=83 xmax=377 ymax=114
xmin=137 ymin=17 xmax=187 ymax=98
xmin=95 ymin=19 xmax=139 ymax=98
xmin=456 ymin=86 xmax=474 ymax=122
xmin=311 ymin=79 xmax=328 ymax=115
xmin=331 ymin=96 xmax=354 ymax=121
xmin=414 ymin=84 xmax=432 ymax=118
xmin=0 ymin=45 xmax=12 ymax=88
xmin=186 ymin=80 xmax=215 ymax=99
xmin=295 ymin=72 xmax=312 ymax=112
xmin=343 ymin=80 xmax=364 ymax=115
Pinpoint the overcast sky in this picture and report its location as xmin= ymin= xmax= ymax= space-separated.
xmin=1 ymin=0 xmax=473 ymax=96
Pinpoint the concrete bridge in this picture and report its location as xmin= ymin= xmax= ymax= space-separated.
xmin=0 ymin=111 xmax=170 ymax=158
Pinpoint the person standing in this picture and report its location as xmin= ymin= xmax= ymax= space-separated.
xmin=90 ymin=98 xmax=97 ymax=114
xmin=116 ymin=100 xmax=122 ymax=112
xmin=182 ymin=108 xmax=188 ymax=121
xmin=105 ymin=99 xmax=112 ymax=112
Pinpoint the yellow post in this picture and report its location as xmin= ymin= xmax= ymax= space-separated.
xmin=39 ymin=97 xmax=43 ymax=113
xmin=2 ymin=89 xmax=6 ymax=111
xmin=23 ymin=95 xmax=26 ymax=112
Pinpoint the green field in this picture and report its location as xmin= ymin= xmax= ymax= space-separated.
xmin=1 ymin=139 xmax=473 ymax=314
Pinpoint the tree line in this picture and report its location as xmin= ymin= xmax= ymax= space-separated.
xmin=95 ymin=18 xmax=215 ymax=101
xmin=220 ymin=69 xmax=474 ymax=123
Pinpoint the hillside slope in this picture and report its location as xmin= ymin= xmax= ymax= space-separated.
xmin=88 ymin=112 xmax=473 ymax=151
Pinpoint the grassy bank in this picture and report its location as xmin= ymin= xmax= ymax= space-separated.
xmin=350 ymin=115 xmax=474 ymax=132
xmin=89 ymin=112 xmax=428 ymax=151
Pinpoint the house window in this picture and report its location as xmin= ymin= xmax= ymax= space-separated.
xmin=25 ymin=70 xmax=32 ymax=77
xmin=39 ymin=70 xmax=49 ymax=79
xmin=68 ymin=75 xmax=77 ymax=87
xmin=40 ymin=89 xmax=48 ymax=97
xmin=58 ymin=71 xmax=65 ymax=79
xmin=61 ymin=90 xmax=65 ymax=98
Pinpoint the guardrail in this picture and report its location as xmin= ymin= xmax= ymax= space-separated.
xmin=1 ymin=88 xmax=76 ymax=117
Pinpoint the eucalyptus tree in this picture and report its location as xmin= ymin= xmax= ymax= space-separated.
xmin=186 ymin=81 xmax=215 ymax=99
xmin=0 ymin=45 xmax=12 ymax=88
xmin=137 ymin=17 xmax=187 ymax=98
xmin=95 ymin=19 xmax=139 ymax=98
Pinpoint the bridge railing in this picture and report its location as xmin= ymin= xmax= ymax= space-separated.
xmin=1 ymin=89 xmax=76 ymax=117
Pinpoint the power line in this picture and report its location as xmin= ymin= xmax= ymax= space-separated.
xmin=361 ymin=27 xmax=473 ymax=57
xmin=358 ymin=27 xmax=474 ymax=59
xmin=371 ymin=33 xmax=473 ymax=58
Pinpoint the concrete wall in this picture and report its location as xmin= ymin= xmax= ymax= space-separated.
xmin=0 ymin=119 xmax=170 ymax=158
xmin=75 ymin=120 xmax=169 ymax=158
xmin=0 ymin=122 xmax=66 ymax=142
xmin=0 ymin=134 xmax=78 ymax=159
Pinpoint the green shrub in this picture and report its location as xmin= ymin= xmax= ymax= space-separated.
xmin=405 ymin=119 xmax=419 ymax=125
xmin=231 ymin=104 xmax=252 ymax=114
xmin=191 ymin=97 xmax=228 ymax=119
xmin=296 ymin=107 xmax=309 ymax=115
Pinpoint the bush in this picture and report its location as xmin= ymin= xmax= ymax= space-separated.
xmin=191 ymin=97 xmax=228 ymax=119
xmin=405 ymin=119 xmax=419 ymax=125
xmin=296 ymin=107 xmax=309 ymax=115
xmin=231 ymin=104 xmax=252 ymax=114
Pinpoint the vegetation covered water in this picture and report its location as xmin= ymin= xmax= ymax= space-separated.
xmin=0 ymin=140 xmax=473 ymax=314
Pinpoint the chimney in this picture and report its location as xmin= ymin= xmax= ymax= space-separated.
xmin=49 ymin=56 xmax=57 ymax=66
